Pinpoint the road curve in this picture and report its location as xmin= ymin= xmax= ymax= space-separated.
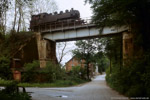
xmin=26 ymin=74 xmax=128 ymax=100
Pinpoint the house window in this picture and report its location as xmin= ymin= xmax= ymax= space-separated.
xmin=72 ymin=63 xmax=74 ymax=67
xmin=80 ymin=59 xmax=82 ymax=63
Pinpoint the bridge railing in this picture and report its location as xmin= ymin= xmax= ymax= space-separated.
xmin=32 ymin=18 xmax=94 ymax=32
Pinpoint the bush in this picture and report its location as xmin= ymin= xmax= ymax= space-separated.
xmin=22 ymin=60 xmax=40 ymax=82
xmin=0 ymin=80 xmax=31 ymax=100
xmin=0 ymin=78 xmax=14 ymax=86
xmin=22 ymin=61 xmax=65 ymax=83
xmin=43 ymin=61 xmax=63 ymax=82
xmin=0 ymin=91 xmax=31 ymax=100
xmin=0 ymin=56 xmax=12 ymax=80
xmin=3 ymin=81 xmax=18 ymax=94
xmin=66 ymin=66 xmax=88 ymax=83
xmin=106 ymin=56 xmax=150 ymax=97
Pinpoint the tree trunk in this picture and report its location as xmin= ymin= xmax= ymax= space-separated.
xmin=12 ymin=0 xmax=17 ymax=32
xmin=17 ymin=6 xmax=22 ymax=32
xmin=109 ymin=57 xmax=112 ymax=74
xmin=22 ymin=13 xmax=26 ymax=31
xmin=58 ymin=42 xmax=67 ymax=64
xmin=86 ymin=63 xmax=90 ymax=80
xmin=120 ymin=35 xmax=123 ymax=71
xmin=4 ymin=10 xmax=7 ymax=34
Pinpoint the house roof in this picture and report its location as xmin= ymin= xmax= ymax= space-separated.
xmin=65 ymin=56 xmax=76 ymax=65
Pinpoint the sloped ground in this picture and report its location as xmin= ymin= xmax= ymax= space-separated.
xmin=26 ymin=74 xmax=128 ymax=100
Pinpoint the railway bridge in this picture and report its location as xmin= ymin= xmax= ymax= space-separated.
xmin=30 ymin=9 xmax=132 ymax=68
xmin=33 ymin=20 xmax=131 ymax=68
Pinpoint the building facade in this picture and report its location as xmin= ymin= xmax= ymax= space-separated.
xmin=65 ymin=56 xmax=95 ymax=77
xmin=65 ymin=57 xmax=85 ymax=71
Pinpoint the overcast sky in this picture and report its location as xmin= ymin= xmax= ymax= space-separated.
xmin=55 ymin=0 xmax=93 ymax=65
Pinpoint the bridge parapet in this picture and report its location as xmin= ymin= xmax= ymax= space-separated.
xmin=31 ymin=18 xmax=94 ymax=33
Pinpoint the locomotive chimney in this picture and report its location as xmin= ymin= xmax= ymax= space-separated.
xmin=65 ymin=10 xmax=69 ymax=13
xmin=54 ymin=11 xmax=58 ymax=15
xmin=60 ymin=11 xmax=63 ymax=14
xmin=71 ymin=8 xmax=74 ymax=11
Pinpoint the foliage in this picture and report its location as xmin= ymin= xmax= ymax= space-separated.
xmin=20 ymin=64 xmax=88 ymax=87
xmin=0 ymin=31 xmax=34 ymax=57
xmin=0 ymin=92 xmax=31 ymax=100
xmin=18 ymin=79 xmax=87 ymax=87
xmin=0 ymin=0 xmax=10 ymax=33
xmin=0 ymin=80 xmax=31 ymax=100
xmin=40 ymin=61 xmax=64 ymax=82
xmin=22 ymin=61 xmax=66 ymax=83
xmin=69 ymin=66 xmax=87 ymax=80
xmin=106 ymin=55 xmax=150 ymax=97
xmin=0 ymin=34 xmax=11 ymax=57
xmin=86 ymin=0 xmax=150 ymax=50
xmin=95 ymin=52 xmax=109 ymax=74
xmin=0 ymin=31 xmax=35 ymax=81
xmin=86 ymin=0 xmax=150 ymax=97
xmin=0 ymin=56 xmax=12 ymax=80
xmin=0 ymin=78 xmax=14 ymax=86
xmin=22 ymin=60 xmax=40 ymax=82
xmin=73 ymin=39 xmax=97 ymax=79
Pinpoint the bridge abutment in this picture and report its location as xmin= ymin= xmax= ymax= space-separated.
xmin=122 ymin=31 xmax=134 ymax=65
xmin=36 ymin=32 xmax=57 ymax=68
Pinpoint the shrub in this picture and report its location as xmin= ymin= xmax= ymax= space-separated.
xmin=22 ymin=61 xmax=65 ymax=83
xmin=0 ymin=56 xmax=12 ymax=80
xmin=106 ymin=56 xmax=150 ymax=97
xmin=22 ymin=60 xmax=40 ymax=82
xmin=0 ymin=80 xmax=31 ymax=100
xmin=2 ymin=81 xmax=18 ymax=94
xmin=0 ymin=91 xmax=31 ymax=100
xmin=0 ymin=78 xmax=14 ymax=86
xmin=42 ymin=61 xmax=64 ymax=82
xmin=67 ymin=66 xmax=87 ymax=82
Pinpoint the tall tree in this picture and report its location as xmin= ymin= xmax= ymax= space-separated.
xmin=28 ymin=0 xmax=58 ymax=15
xmin=86 ymin=0 xmax=150 ymax=51
xmin=85 ymin=0 xmax=150 ymax=97
xmin=12 ymin=0 xmax=33 ymax=32
xmin=0 ymin=0 xmax=10 ymax=34
xmin=56 ymin=42 xmax=69 ymax=64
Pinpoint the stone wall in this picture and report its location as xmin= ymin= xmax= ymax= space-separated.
xmin=36 ymin=33 xmax=57 ymax=68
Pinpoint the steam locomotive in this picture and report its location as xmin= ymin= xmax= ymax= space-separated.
xmin=30 ymin=8 xmax=83 ymax=31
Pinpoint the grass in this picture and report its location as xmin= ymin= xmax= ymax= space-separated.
xmin=18 ymin=80 xmax=88 ymax=87
xmin=0 ymin=77 xmax=89 ymax=88
xmin=0 ymin=78 xmax=14 ymax=86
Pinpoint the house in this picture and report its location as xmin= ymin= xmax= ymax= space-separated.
xmin=65 ymin=56 xmax=85 ymax=71
xmin=65 ymin=56 xmax=95 ymax=77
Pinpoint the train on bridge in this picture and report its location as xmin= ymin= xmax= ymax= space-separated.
xmin=30 ymin=8 xmax=85 ymax=31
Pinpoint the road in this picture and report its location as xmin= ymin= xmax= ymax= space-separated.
xmin=26 ymin=74 xmax=128 ymax=100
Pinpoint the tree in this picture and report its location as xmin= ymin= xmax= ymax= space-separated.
xmin=56 ymin=42 xmax=70 ymax=64
xmin=12 ymin=0 xmax=36 ymax=32
xmin=8 ymin=0 xmax=58 ymax=32
xmin=85 ymin=0 xmax=150 ymax=97
xmin=28 ymin=0 xmax=58 ymax=15
xmin=73 ymin=39 xmax=97 ymax=80
xmin=86 ymin=0 xmax=150 ymax=51
xmin=0 ymin=56 xmax=12 ymax=80
xmin=0 ymin=0 xmax=10 ymax=34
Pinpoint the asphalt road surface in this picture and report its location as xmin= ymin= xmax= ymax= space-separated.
xmin=26 ymin=74 xmax=128 ymax=100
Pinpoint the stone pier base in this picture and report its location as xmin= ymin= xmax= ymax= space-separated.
xmin=36 ymin=33 xmax=57 ymax=68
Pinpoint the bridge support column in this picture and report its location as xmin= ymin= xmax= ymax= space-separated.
xmin=36 ymin=32 xmax=57 ymax=68
xmin=122 ymin=31 xmax=134 ymax=65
